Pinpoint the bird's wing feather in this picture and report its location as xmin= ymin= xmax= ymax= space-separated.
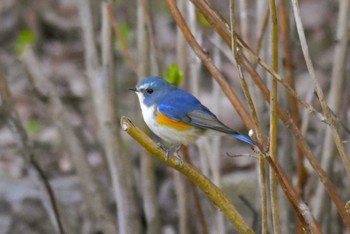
xmin=158 ymin=91 xmax=236 ymax=134
xmin=185 ymin=108 xmax=236 ymax=134
xmin=157 ymin=89 xmax=200 ymax=122
xmin=158 ymin=91 xmax=255 ymax=145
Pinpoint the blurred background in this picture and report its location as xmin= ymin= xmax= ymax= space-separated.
xmin=0 ymin=0 xmax=349 ymax=233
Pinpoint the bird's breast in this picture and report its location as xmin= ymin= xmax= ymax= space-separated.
xmin=139 ymin=103 xmax=203 ymax=144
xmin=156 ymin=111 xmax=191 ymax=131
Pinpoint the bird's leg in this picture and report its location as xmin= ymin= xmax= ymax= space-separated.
xmin=156 ymin=142 xmax=168 ymax=157
xmin=157 ymin=143 xmax=184 ymax=165
xmin=169 ymin=144 xmax=184 ymax=165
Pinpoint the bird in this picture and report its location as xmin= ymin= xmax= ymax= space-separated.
xmin=129 ymin=76 xmax=255 ymax=162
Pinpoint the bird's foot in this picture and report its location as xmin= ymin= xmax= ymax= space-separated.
xmin=157 ymin=143 xmax=184 ymax=166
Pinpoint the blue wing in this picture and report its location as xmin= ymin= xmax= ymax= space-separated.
xmin=158 ymin=89 xmax=234 ymax=133
xmin=158 ymin=88 xmax=255 ymax=146
xmin=158 ymin=89 xmax=200 ymax=123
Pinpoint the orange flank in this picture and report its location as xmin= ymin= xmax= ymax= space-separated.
xmin=156 ymin=111 xmax=191 ymax=131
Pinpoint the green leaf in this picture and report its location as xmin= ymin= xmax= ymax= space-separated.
xmin=120 ymin=22 xmax=131 ymax=41
xmin=16 ymin=29 xmax=37 ymax=55
xmin=197 ymin=12 xmax=210 ymax=27
xmin=163 ymin=64 xmax=184 ymax=87
xmin=26 ymin=119 xmax=41 ymax=134
xmin=114 ymin=22 xmax=131 ymax=50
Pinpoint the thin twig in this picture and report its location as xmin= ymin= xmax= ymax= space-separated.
xmin=79 ymin=0 xmax=142 ymax=232
xmin=312 ymin=0 xmax=350 ymax=223
xmin=136 ymin=0 xmax=162 ymax=232
xmin=290 ymin=0 xmax=350 ymax=177
xmin=30 ymin=156 xmax=66 ymax=233
xmin=175 ymin=2 xmax=191 ymax=233
xmin=189 ymin=2 xmax=350 ymax=227
xmin=166 ymin=0 xmax=254 ymax=130
xmin=229 ymin=1 xmax=268 ymax=233
xmin=190 ymin=0 xmax=328 ymax=127
xmin=255 ymin=7 xmax=269 ymax=56
xmin=107 ymin=3 xmax=138 ymax=75
xmin=182 ymin=147 xmax=208 ymax=234
xmin=268 ymin=0 xmax=281 ymax=233
xmin=238 ymin=195 xmax=259 ymax=232
xmin=0 ymin=69 xmax=66 ymax=234
xmin=279 ymin=2 xmax=306 ymax=232
xmin=140 ymin=0 xmax=160 ymax=74
xmin=279 ymin=0 xmax=305 ymax=200
xmin=22 ymin=42 xmax=118 ymax=234
xmin=170 ymin=1 xmax=325 ymax=230
xmin=240 ymin=55 xmax=350 ymax=228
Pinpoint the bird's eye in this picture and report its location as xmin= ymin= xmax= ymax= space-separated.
xmin=146 ymin=88 xmax=153 ymax=94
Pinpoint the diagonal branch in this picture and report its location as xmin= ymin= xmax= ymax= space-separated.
xmin=120 ymin=116 xmax=254 ymax=234
xmin=290 ymin=0 xmax=350 ymax=177
xmin=0 ymin=68 xmax=68 ymax=234
xmin=166 ymin=0 xmax=254 ymax=130
xmin=189 ymin=0 xmax=350 ymax=227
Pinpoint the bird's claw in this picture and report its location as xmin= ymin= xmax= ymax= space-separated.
xmin=157 ymin=143 xmax=184 ymax=166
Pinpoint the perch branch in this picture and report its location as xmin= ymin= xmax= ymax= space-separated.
xmin=120 ymin=116 xmax=254 ymax=234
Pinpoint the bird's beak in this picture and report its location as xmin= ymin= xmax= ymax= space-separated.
xmin=128 ymin=87 xmax=138 ymax=92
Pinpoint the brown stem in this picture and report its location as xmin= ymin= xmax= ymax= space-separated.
xmin=166 ymin=0 xmax=254 ymax=130
xmin=190 ymin=0 xmax=350 ymax=227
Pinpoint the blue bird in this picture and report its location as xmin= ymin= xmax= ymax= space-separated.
xmin=130 ymin=77 xmax=255 ymax=161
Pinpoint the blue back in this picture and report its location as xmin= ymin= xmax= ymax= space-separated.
xmin=135 ymin=77 xmax=255 ymax=145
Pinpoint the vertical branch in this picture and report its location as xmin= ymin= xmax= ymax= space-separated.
xmin=22 ymin=46 xmax=118 ymax=234
xmin=241 ymin=54 xmax=350 ymax=228
xmin=237 ymin=0 xmax=248 ymax=42
xmin=107 ymin=4 xmax=138 ymax=74
xmin=136 ymin=0 xmax=161 ymax=233
xmin=255 ymin=7 xmax=269 ymax=55
xmin=175 ymin=1 xmax=190 ymax=233
xmin=176 ymin=0 xmax=188 ymax=77
xmin=279 ymin=1 xmax=304 ymax=233
xmin=188 ymin=1 xmax=202 ymax=95
xmin=230 ymin=1 xmax=268 ymax=233
xmin=79 ymin=1 xmax=142 ymax=233
xmin=258 ymin=153 xmax=268 ymax=234
xmin=189 ymin=0 xmax=350 ymax=228
xmin=254 ymin=5 xmax=270 ymax=232
xmin=240 ymin=58 xmax=321 ymax=233
xmin=102 ymin=3 xmax=114 ymax=74
xmin=313 ymin=0 xmax=350 ymax=223
xmin=290 ymin=0 xmax=350 ymax=177
xmin=166 ymin=0 xmax=254 ymax=130
xmin=268 ymin=0 xmax=281 ymax=233
xmin=210 ymin=33 xmax=225 ymax=234
xmin=0 ymin=69 xmax=68 ymax=234
xmin=186 ymin=4 xmax=212 ymax=232
xmin=279 ymin=0 xmax=304 ymax=198
xmin=140 ymin=0 xmax=160 ymax=74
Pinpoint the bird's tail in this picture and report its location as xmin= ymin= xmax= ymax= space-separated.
xmin=232 ymin=133 xmax=255 ymax=146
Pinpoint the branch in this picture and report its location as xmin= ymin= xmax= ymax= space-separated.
xmin=229 ymin=1 xmax=268 ymax=233
xmin=21 ymin=45 xmax=118 ymax=234
xmin=166 ymin=0 xmax=254 ymax=130
xmin=290 ymin=0 xmax=350 ymax=177
xmin=191 ymin=0 xmax=327 ymax=127
xmin=189 ymin=0 xmax=350 ymax=228
xmin=0 ymin=68 xmax=67 ymax=234
xmin=268 ymin=0 xmax=281 ymax=232
xmin=312 ymin=0 xmax=350 ymax=221
xmin=120 ymin=116 xmax=254 ymax=234
xmin=78 ymin=1 xmax=142 ymax=232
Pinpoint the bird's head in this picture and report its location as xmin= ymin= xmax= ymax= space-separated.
xmin=129 ymin=76 xmax=174 ymax=107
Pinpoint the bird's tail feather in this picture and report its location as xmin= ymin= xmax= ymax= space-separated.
xmin=232 ymin=133 xmax=255 ymax=146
